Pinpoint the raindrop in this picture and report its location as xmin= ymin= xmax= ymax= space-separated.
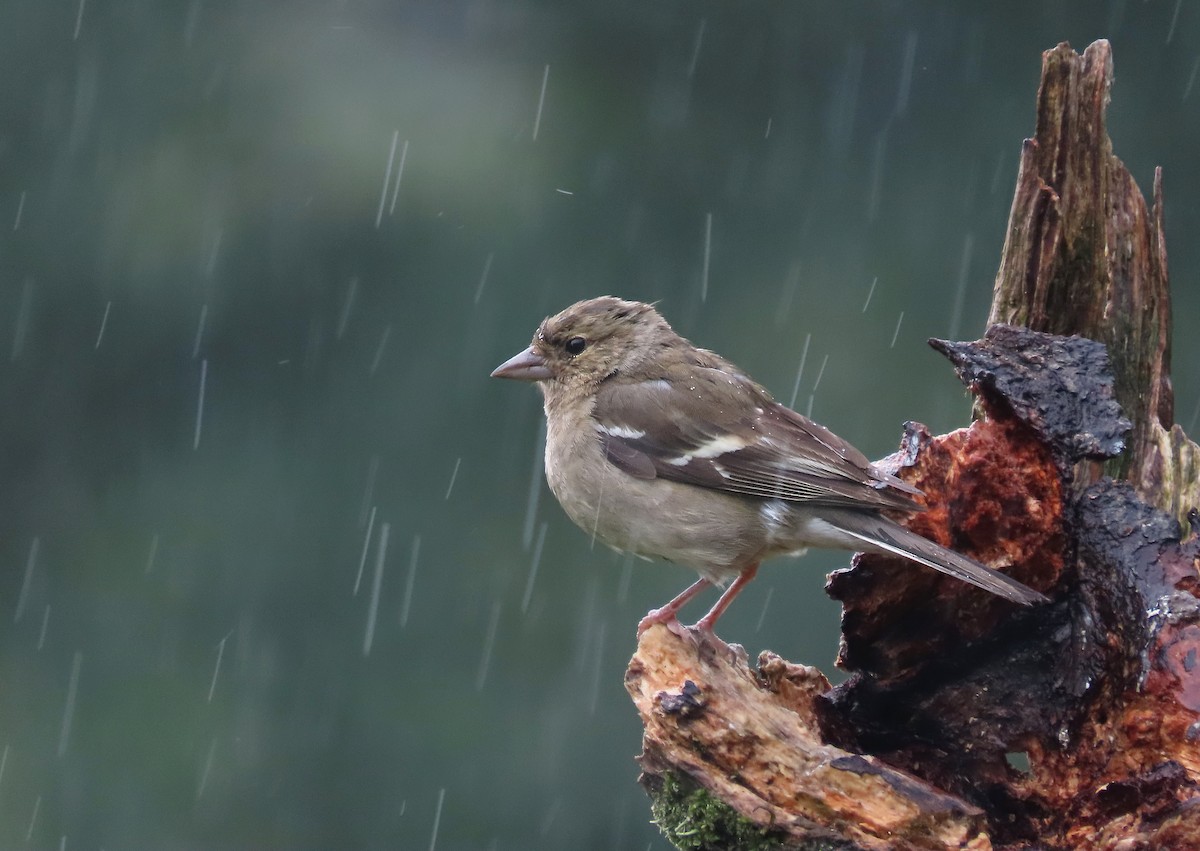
xmin=895 ymin=31 xmax=918 ymax=116
xmin=755 ymin=588 xmax=774 ymax=632
xmin=554 ymin=188 xmax=573 ymax=196
xmin=353 ymin=506 xmax=377 ymax=596
xmin=362 ymin=522 xmax=390 ymax=656
xmin=94 ymin=300 xmax=111 ymax=349
xmin=0 ymin=744 xmax=7 ymax=787
xmin=37 ymin=605 xmax=50 ymax=650
xmin=989 ymin=149 xmax=1006 ymax=195
xmin=890 ymin=311 xmax=905 ymax=349
xmin=948 ymin=232 xmax=974 ymax=340
xmin=358 ymin=455 xmax=380 ymax=528
xmin=388 ymin=140 xmax=409 ymax=216
xmin=11 ymin=277 xmax=33 ymax=361
xmin=400 ymin=534 xmax=419 ymax=628
xmin=375 ymin=131 xmax=399 ymax=228
xmin=193 ymin=358 xmax=208 ymax=450
xmin=539 ymin=797 xmax=561 ymax=836
xmin=26 ymin=795 xmax=41 ymax=841
xmin=1106 ymin=0 xmax=1126 ymax=42
xmin=962 ymin=21 xmax=984 ymax=85
xmin=805 ymin=354 xmax=829 ymax=418
xmin=72 ymin=0 xmax=85 ymax=40
xmin=369 ymin=325 xmax=391 ymax=374
xmin=475 ymin=600 xmax=502 ymax=690
xmin=1168 ymin=0 xmax=1182 ymax=43
xmin=787 ymin=333 xmax=811 ymax=409
xmin=206 ymin=228 xmax=222 ymax=276
xmin=13 ymin=190 xmax=26 ymax=230
xmin=473 ymin=252 xmax=494 ymax=305
xmin=207 ymin=629 xmax=234 ymax=703
xmin=183 ymin=0 xmax=202 ymax=44
xmin=532 ymin=65 xmax=550 ymax=141
xmin=610 ymin=794 xmax=630 ymax=849
xmin=589 ymin=464 xmax=606 ymax=550
xmin=195 ymin=737 xmax=217 ymax=801
xmin=588 ymin=621 xmax=606 ymax=715
xmin=335 ymin=278 xmax=357 ymax=339
xmin=763 ymin=116 xmax=772 ymax=139
xmin=14 ymin=537 xmax=38 ymax=623
xmin=520 ymin=522 xmax=548 ymax=614
xmin=192 ymin=304 xmax=207 ymax=359
xmin=57 ymin=651 xmax=83 ymax=757
xmin=699 ymin=212 xmax=712 ymax=302
xmin=867 ymin=127 xmax=888 ymax=221
xmin=623 ymin=204 xmax=645 ymax=248
xmin=962 ymin=158 xmax=980 ymax=213
xmin=826 ymin=44 xmax=863 ymax=150
xmin=775 ymin=260 xmax=802 ymax=325
xmin=1185 ymin=57 xmax=1200 ymax=101
xmin=443 ymin=457 xmax=462 ymax=500
xmin=861 ymin=277 xmax=878 ymax=313
xmin=687 ymin=18 xmax=706 ymax=78
xmin=574 ymin=577 xmax=599 ymax=671
xmin=428 ymin=788 xmax=446 ymax=851
xmin=616 ymin=552 xmax=634 ymax=605
xmin=144 ymin=533 xmax=160 ymax=574
xmin=522 ymin=420 xmax=546 ymax=549
xmin=1186 ymin=395 xmax=1199 ymax=434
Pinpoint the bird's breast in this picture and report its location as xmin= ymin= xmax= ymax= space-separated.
xmin=542 ymin=415 xmax=767 ymax=580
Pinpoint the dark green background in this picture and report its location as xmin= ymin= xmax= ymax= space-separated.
xmin=1 ymin=2 xmax=1196 ymax=848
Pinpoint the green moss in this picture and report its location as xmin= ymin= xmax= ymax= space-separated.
xmin=646 ymin=771 xmax=857 ymax=851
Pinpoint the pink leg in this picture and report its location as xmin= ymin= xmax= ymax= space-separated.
xmin=692 ymin=563 xmax=759 ymax=636
xmin=637 ymin=578 xmax=710 ymax=636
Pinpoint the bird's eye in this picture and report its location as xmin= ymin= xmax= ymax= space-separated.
xmin=564 ymin=336 xmax=587 ymax=355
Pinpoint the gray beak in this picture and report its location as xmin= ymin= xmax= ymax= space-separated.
xmin=491 ymin=346 xmax=553 ymax=381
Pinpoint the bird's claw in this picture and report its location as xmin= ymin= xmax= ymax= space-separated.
xmin=636 ymin=614 xmax=746 ymax=662
xmin=636 ymin=608 xmax=688 ymax=638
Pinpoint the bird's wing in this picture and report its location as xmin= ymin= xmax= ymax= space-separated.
xmin=591 ymin=367 xmax=922 ymax=512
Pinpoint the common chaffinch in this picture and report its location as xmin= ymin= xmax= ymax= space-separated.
xmin=492 ymin=296 xmax=1046 ymax=637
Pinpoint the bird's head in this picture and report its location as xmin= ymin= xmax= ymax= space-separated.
xmin=491 ymin=296 xmax=673 ymax=393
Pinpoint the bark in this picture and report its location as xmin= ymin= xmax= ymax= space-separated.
xmin=986 ymin=40 xmax=1198 ymax=524
xmin=626 ymin=40 xmax=1200 ymax=851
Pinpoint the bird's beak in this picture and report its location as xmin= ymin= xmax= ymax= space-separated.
xmin=491 ymin=346 xmax=553 ymax=381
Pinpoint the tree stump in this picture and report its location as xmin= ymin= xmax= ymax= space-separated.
xmin=626 ymin=40 xmax=1200 ymax=851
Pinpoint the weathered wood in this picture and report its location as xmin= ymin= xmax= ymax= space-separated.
xmin=628 ymin=628 xmax=989 ymax=850
xmin=987 ymin=40 xmax=1197 ymax=524
xmin=627 ymin=40 xmax=1200 ymax=850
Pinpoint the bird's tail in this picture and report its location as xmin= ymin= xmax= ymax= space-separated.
xmin=820 ymin=510 xmax=1048 ymax=606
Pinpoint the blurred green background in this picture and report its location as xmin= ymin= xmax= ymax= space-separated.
xmin=1 ymin=1 xmax=1197 ymax=848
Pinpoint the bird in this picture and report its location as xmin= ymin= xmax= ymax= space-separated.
xmin=491 ymin=296 xmax=1047 ymax=637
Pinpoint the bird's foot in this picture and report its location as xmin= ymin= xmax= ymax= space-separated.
xmin=636 ymin=613 xmax=747 ymax=663
xmin=691 ymin=611 xmax=722 ymax=636
xmin=636 ymin=608 xmax=689 ymax=638
xmin=683 ymin=621 xmax=747 ymax=662
xmin=637 ymin=578 xmax=711 ymax=638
